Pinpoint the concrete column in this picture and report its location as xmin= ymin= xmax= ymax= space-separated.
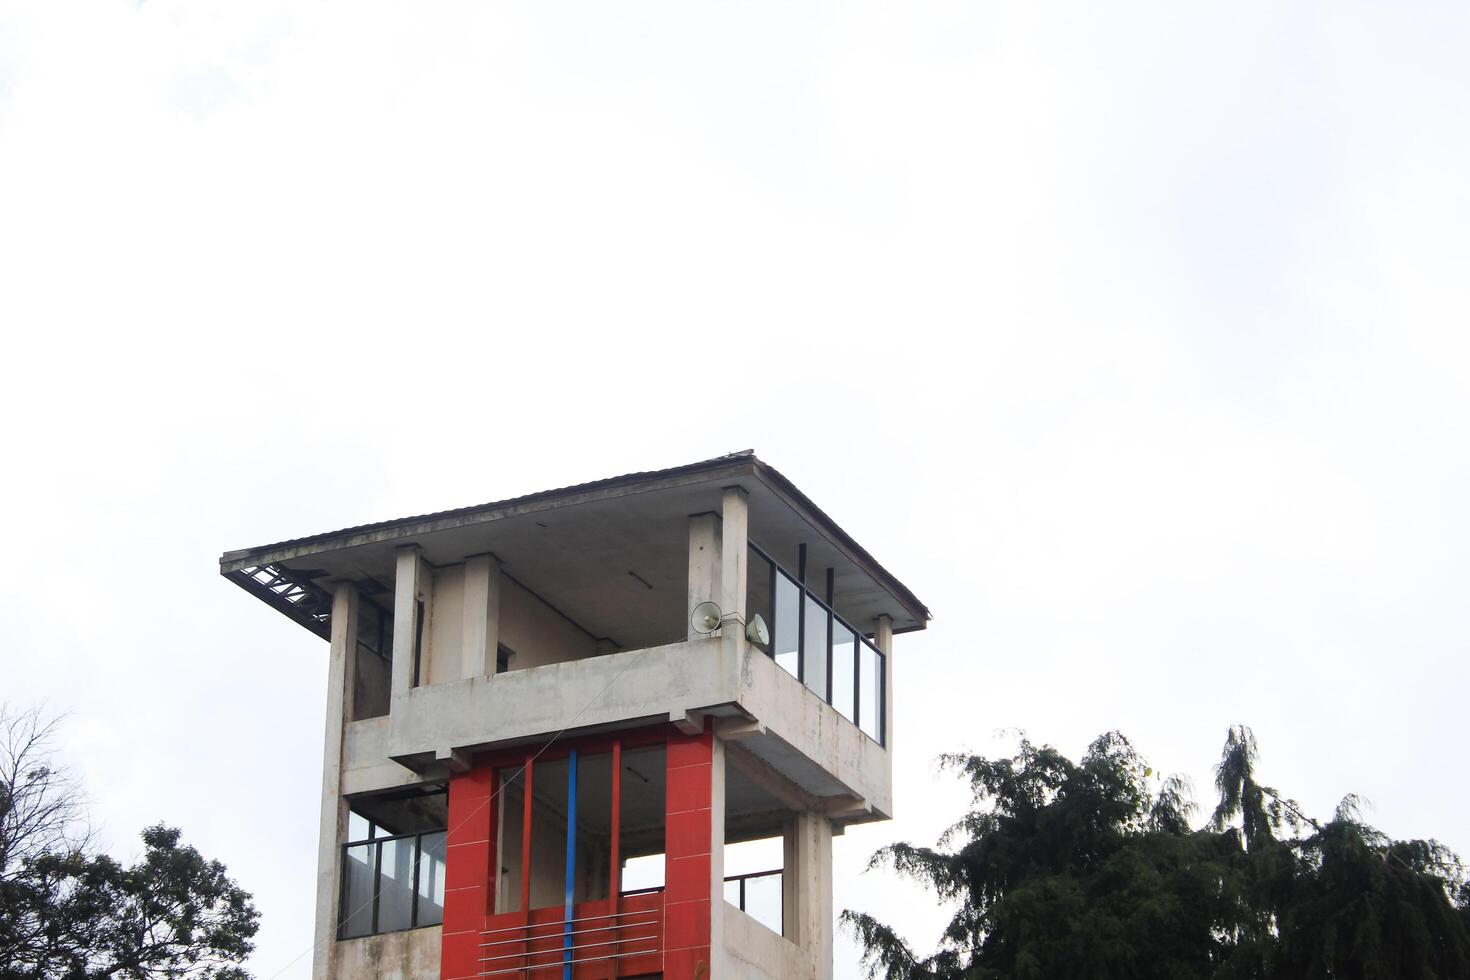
xmin=709 ymin=736 xmax=727 ymax=970
xmin=460 ymin=554 xmax=502 ymax=680
xmin=789 ymin=811 xmax=834 ymax=980
xmin=782 ymin=816 xmax=800 ymax=942
xmin=390 ymin=545 xmax=424 ymax=701
xmin=875 ymin=615 xmax=895 ymax=760
xmin=312 ymin=583 xmax=358 ymax=980
xmin=719 ymin=487 xmax=749 ymax=660
xmin=687 ymin=513 xmax=721 ymax=642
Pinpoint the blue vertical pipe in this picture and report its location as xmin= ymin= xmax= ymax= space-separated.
xmin=563 ymin=749 xmax=578 ymax=980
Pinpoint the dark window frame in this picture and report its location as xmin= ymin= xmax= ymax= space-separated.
xmin=747 ymin=541 xmax=886 ymax=746
xmin=338 ymin=826 xmax=447 ymax=939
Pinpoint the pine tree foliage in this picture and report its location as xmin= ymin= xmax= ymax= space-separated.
xmin=844 ymin=727 xmax=1470 ymax=980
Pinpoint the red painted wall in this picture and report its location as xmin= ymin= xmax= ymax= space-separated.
xmin=663 ymin=728 xmax=713 ymax=979
xmin=441 ymin=765 xmax=495 ymax=980
xmin=437 ymin=724 xmax=715 ymax=980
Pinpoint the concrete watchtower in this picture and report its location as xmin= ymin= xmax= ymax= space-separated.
xmin=221 ymin=452 xmax=929 ymax=980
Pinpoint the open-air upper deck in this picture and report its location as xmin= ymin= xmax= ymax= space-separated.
xmin=218 ymin=451 xmax=929 ymax=820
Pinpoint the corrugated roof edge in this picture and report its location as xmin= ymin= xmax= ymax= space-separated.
xmin=218 ymin=449 xmax=931 ymax=626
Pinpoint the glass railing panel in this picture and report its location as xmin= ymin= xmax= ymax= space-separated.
xmin=832 ymin=622 xmax=857 ymax=722
xmin=773 ymin=570 xmax=801 ymax=679
xmin=802 ymin=594 xmax=828 ymax=700
xmin=859 ymin=642 xmax=883 ymax=743
xmin=747 ymin=548 xmax=774 ymax=653
xmin=340 ymin=843 xmax=376 ymax=938
xmin=416 ymin=832 xmax=446 ymax=926
xmin=376 ymin=837 xmax=415 ymax=932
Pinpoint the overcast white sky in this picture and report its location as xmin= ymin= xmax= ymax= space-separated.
xmin=2 ymin=1 xmax=1469 ymax=977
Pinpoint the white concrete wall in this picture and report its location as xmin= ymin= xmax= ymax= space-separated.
xmin=331 ymin=926 xmax=440 ymax=980
xmin=409 ymin=562 xmax=597 ymax=688
xmin=423 ymin=564 xmax=464 ymax=686
xmin=373 ymin=636 xmax=892 ymax=819
xmin=498 ymin=577 xmax=597 ymax=669
xmin=718 ymin=902 xmax=817 ymax=980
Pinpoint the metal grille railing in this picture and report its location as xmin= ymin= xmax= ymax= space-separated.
xmin=478 ymin=905 xmax=661 ymax=977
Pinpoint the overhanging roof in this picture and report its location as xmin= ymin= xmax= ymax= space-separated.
xmin=220 ymin=451 xmax=932 ymax=642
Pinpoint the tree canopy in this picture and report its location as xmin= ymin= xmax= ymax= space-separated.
xmin=844 ymin=727 xmax=1470 ymax=980
xmin=0 ymin=706 xmax=259 ymax=980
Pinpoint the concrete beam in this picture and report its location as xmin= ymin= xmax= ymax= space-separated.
xmin=434 ymin=746 xmax=472 ymax=773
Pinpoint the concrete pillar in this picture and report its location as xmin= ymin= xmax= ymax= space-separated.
xmin=789 ymin=811 xmax=835 ymax=980
xmin=312 ymin=583 xmax=358 ymax=980
xmin=709 ymin=736 xmax=727 ymax=971
xmin=390 ymin=545 xmax=424 ymax=701
xmin=875 ymin=614 xmax=895 ymax=761
xmin=719 ymin=487 xmax=749 ymax=661
xmin=460 ymin=553 xmax=502 ymax=680
xmin=687 ymin=513 xmax=721 ymax=642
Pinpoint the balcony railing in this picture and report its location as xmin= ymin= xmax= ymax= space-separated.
xmin=339 ymin=829 xmax=447 ymax=938
xmin=478 ymin=892 xmax=663 ymax=978
xmin=749 ymin=542 xmax=886 ymax=744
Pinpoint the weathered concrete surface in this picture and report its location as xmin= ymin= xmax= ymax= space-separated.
xmin=718 ymin=901 xmax=818 ymax=980
xmin=330 ymin=926 xmax=440 ymax=980
xmin=363 ymin=634 xmax=891 ymax=820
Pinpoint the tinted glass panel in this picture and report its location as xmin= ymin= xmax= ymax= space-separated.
xmin=859 ymin=643 xmax=883 ymax=742
xmin=416 ymin=832 xmax=446 ymax=926
xmin=802 ymin=594 xmax=828 ymax=701
xmin=746 ymin=550 xmax=773 ymax=655
xmin=340 ymin=843 xmax=376 ymax=938
xmin=773 ymin=572 xmax=800 ymax=678
xmin=376 ymin=837 xmax=415 ymax=932
xmin=831 ymin=622 xmax=857 ymax=722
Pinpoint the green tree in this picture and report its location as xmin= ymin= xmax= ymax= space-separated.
xmin=844 ymin=727 xmax=1470 ymax=980
xmin=0 ymin=706 xmax=259 ymax=980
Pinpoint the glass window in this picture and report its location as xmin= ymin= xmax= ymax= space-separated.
xmin=746 ymin=549 xmax=773 ymax=655
xmin=802 ymin=594 xmax=829 ymax=701
xmin=773 ymin=571 xmax=800 ymax=678
xmin=859 ymin=642 xmax=883 ymax=743
xmin=340 ymin=843 xmax=376 ymax=938
xmin=416 ymin=832 xmax=446 ymax=926
xmin=831 ymin=622 xmax=857 ymax=722
xmin=723 ymin=878 xmax=742 ymax=907
xmin=376 ymin=837 xmax=415 ymax=932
